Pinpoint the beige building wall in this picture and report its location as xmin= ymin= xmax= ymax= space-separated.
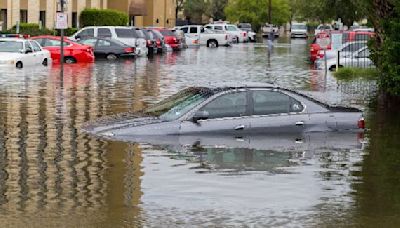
xmin=0 ymin=0 xmax=175 ymax=30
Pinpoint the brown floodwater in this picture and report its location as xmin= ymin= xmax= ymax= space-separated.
xmin=0 ymin=38 xmax=397 ymax=227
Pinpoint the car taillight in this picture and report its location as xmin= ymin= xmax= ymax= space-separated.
xmin=358 ymin=117 xmax=365 ymax=129
xmin=243 ymin=32 xmax=247 ymax=37
xmin=124 ymin=47 xmax=134 ymax=53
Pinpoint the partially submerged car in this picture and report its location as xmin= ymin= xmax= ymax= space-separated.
xmin=83 ymin=83 xmax=365 ymax=140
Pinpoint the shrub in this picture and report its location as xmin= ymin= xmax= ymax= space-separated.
xmin=80 ymin=8 xmax=129 ymax=27
xmin=8 ymin=23 xmax=55 ymax=36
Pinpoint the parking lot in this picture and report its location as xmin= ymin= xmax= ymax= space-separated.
xmin=0 ymin=37 xmax=378 ymax=227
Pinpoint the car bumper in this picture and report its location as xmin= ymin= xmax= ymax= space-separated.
xmin=291 ymin=33 xmax=307 ymax=38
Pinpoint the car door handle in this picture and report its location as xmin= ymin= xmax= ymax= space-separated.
xmin=295 ymin=121 xmax=304 ymax=126
xmin=234 ymin=125 xmax=245 ymax=130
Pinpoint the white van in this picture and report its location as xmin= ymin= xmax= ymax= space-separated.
xmin=70 ymin=26 xmax=148 ymax=56
xmin=290 ymin=23 xmax=308 ymax=38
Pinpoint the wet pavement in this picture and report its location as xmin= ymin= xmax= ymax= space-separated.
xmin=0 ymin=37 xmax=398 ymax=227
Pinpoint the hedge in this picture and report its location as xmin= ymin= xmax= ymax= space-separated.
xmin=8 ymin=23 xmax=55 ymax=36
xmin=80 ymin=8 xmax=129 ymax=27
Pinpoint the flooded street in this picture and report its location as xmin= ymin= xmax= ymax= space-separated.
xmin=0 ymin=37 xmax=398 ymax=227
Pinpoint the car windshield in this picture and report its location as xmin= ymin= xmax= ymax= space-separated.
xmin=0 ymin=41 xmax=23 ymax=52
xmin=144 ymin=88 xmax=213 ymax=121
xmin=160 ymin=30 xmax=175 ymax=36
xmin=226 ymin=25 xmax=239 ymax=31
xmin=239 ymin=23 xmax=251 ymax=29
xmin=292 ymin=24 xmax=307 ymax=30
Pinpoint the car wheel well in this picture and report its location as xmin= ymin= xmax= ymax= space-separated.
xmin=207 ymin=39 xmax=218 ymax=48
xmin=64 ymin=56 xmax=77 ymax=64
xmin=16 ymin=61 xmax=23 ymax=69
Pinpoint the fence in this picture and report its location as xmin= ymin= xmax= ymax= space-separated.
xmin=337 ymin=32 xmax=375 ymax=69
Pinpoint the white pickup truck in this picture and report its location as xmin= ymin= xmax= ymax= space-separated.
xmin=179 ymin=25 xmax=233 ymax=47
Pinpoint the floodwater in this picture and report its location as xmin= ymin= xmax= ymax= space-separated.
xmin=0 ymin=37 xmax=397 ymax=227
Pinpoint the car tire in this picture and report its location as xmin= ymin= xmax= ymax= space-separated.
xmin=42 ymin=58 xmax=48 ymax=66
xmin=65 ymin=57 xmax=77 ymax=64
xmin=207 ymin=40 xmax=218 ymax=48
xmin=16 ymin=62 xmax=23 ymax=69
xmin=106 ymin=53 xmax=118 ymax=60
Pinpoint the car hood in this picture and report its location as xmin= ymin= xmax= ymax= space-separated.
xmin=82 ymin=114 xmax=162 ymax=136
xmin=0 ymin=52 xmax=22 ymax=60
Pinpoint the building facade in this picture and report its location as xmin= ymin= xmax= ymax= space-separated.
xmin=0 ymin=0 xmax=176 ymax=31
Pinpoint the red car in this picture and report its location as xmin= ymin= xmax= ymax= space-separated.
xmin=342 ymin=31 xmax=375 ymax=42
xmin=31 ymin=35 xmax=94 ymax=63
xmin=310 ymin=32 xmax=331 ymax=63
xmin=150 ymin=28 xmax=181 ymax=51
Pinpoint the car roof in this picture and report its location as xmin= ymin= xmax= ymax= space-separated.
xmin=195 ymin=82 xmax=277 ymax=91
xmin=0 ymin=38 xmax=25 ymax=42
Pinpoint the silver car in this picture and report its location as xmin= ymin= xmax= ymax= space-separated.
xmin=83 ymin=83 xmax=365 ymax=139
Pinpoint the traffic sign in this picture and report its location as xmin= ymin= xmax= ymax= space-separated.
xmin=331 ymin=33 xmax=343 ymax=51
xmin=55 ymin=12 xmax=68 ymax=29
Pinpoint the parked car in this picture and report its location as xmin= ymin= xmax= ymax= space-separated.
xmin=31 ymin=35 xmax=94 ymax=64
xmin=262 ymin=23 xmax=280 ymax=37
xmin=77 ymin=37 xmax=135 ymax=60
xmin=314 ymin=24 xmax=333 ymax=35
xmin=141 ymin=29 xmax=158 ymax=54
xmin=70 ymin=26 xmax=148 ymax=57
xmin=291 ymin=23 xmax=308 ymax=38
xmin=310 ymin=31 xmax=331 ymax=63
xmin=0 ymin=38 xmax=51 ymax=68
xmin=204 ymin=23 xmax=248 ymax=43
xmin=178 ymin=25 xmax=233 ymax=47
xmin=342 ymin=31 xmax=375 ymax=43
xmin=317 ymin=47 xmax=374 ymax=71
xmin=316 ymin=41 xmax=368 ymax=61
xmin=83 ymin=83 xmax=365 ymax=139
xmin=237 ymin=23 xmax=257 ymax=42
xmin=149 ymin=28 xmax=181 ymax=51
xmin=146 ymin=29 xmax=165 ymax=53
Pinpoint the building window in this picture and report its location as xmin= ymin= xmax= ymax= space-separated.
xmin=86 ymin=0 xmax=90 ymax=8
xmin=39 ymin=11 xmax=46 ymax=28
xmin=130 ymin=16 xmax=135 ymax=26
xmin=0 ymin=9 xmax=7 ymax=31
xmin=72 ymin=12 xmax=78 ymax=28
xmin=20 ymin=10 xmax=28 ymax=23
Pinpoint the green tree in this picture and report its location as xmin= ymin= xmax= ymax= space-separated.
xmin=225 ymin=0 xmax=291 ymax=31
xmin=184 ymin=0 xmax=209 ymax=24
xmin=207 ymin=0 xmax=229 ymax=20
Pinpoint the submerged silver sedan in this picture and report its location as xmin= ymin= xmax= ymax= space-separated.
xmin=83 ymin=83 xmax=365 ymax=139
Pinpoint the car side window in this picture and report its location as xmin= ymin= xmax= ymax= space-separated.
xmin=252 ymin=90 xmax=303 ymax=115
xmin=189 ymin=27 xmax=197 ymax=33
xmin=30 ymin=41 xmax=42 ymax=52
xmin=24 ymin=41 xmax=33 ymax=52
xmin=181 ymin=27 xmax=188 ymax=33
xmin=214 ymin=26 xmax=223 ymax=31
xmin=199 ymin=92 xmax=247 ymax=119
xmin=81 ymin=39 xmax=97 ymax=47
xmin=42 ymin=39 xmax=69 ymax=47
xmin=98 ymin=28 xmax=112 ymax=38
xmin=358 ymin=48 xmax=370 ymax=58
xmin=77 ymin=28 xmax=94 ymax=38
xmin=97 ymin=40 xmax=112 ymax=47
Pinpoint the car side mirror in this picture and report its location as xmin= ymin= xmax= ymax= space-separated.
xmin=192 ymin=111 xmax=209 ymax=123
xmin=75 ymin=35 xmax=81 ymax=40
xmin=25 ymin=48 xmax=32 ymax=54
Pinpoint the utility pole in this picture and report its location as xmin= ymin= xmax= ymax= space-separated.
xmin=268 ymin=0 xmax=272 ymax=24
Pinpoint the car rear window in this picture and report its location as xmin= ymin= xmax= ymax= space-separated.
xmin=0 ymin=41 xmax=23 ymax=52
xmin=160 ymin=30 xmax=175 ymax=36
xmin=115 ymin=28 xmax=137 ymax=38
